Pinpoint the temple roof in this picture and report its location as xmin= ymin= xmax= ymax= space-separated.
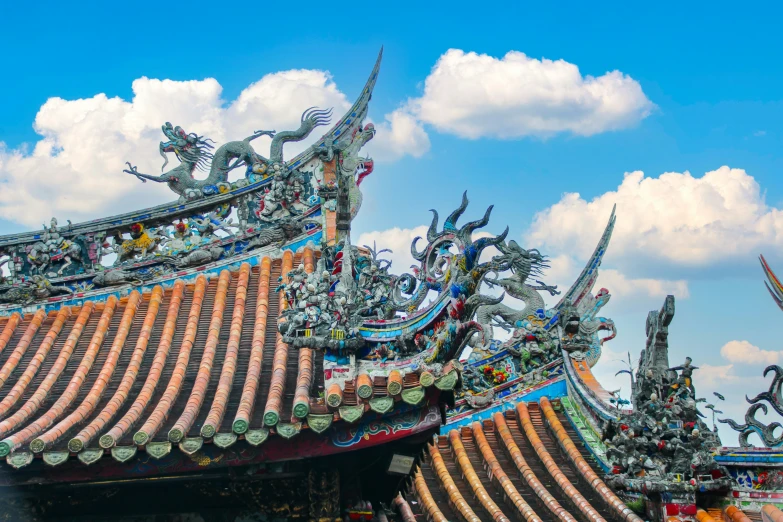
xmin=399 ymin=397 xmax=642 ymax=522
xmin=0 ymin=248 xmax=450 ymax=471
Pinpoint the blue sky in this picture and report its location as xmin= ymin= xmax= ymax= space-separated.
xmin=2 ymin=1 xmax=783 ymax=443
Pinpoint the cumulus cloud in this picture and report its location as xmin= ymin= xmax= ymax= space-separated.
xmin=599 ymin=269 xmax=689 ymax=299
xmin=721 ymin=340 xmax=783 ymax=365
xmin=366 ymin=109 xmax=430 ymax=162
xmin=356 ymin=226 xmax=427 ymax=274
xmin=540 ymin=253 xmax=689 ymax=312
xmin=0 ymin=69 xmax=419 ymax=227
xmin=526 ymin=166 xmax=783 ymax=267
xmin=406 ymin=49 xmax=653 ymax=139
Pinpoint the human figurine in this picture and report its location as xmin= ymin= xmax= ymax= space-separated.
xmin=42 ymin=217 xmax=63 ymax=253
xmin=259 ymin=170 xmax=288 ymax=219
xmin=669 ymin=357 xmax=698 ymax=398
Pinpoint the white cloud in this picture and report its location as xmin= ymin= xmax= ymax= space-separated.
xmin=721 ymin=340 xmax=783 ymax=365
xmin=541 ymin=253 xmax=689 ymax=312
xmin=526 ymin=166 xmax=783 ymax=267
xmin=406 ymin=49 xmax=653 ymax=139
xmin=597 ymin=269 xmax=689 ymax=299
xmin=366 ymin=109 xmax=430 ymax=162
xmin=0 ymin=70 xmax=420 ymax=227
xmin=356 ymin=226 xmax=427 ymax=275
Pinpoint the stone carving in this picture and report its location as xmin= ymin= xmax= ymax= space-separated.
xmin=574 ymin=288 xmax=616 ymax=366
xmin=0 ymin=53 xmax=384 ymax=292
xmin=26 ymin=218 xmax=89 ymax=277
xmin=632 ymin=295 xmax=675 ymax=409
xmin=315 ymin=123 xmax=376 ymax=219
xmin=721 ymin=365 xmax=783 ymax=447
xmin=279 ymin=194 xmax=507 ymax=368
xmin=243 ymin=217 xmax=307 ymax=251
xmin=124 ymin=108 xmax=331 ymax=202
xmin=464 ymin=387 xmax=495 ymax=409
xmin=557 ymin=290 xmax=616 ymax=365
xmin=603 ymin=296 xmax=727 ymax=493
xmin=502 ymin=322 xmax=560 ymax=371
xmin=163 ymin=244 xmax=235 ymax=269
xmin=0 ymin=276 xmax=72 ymax=305
xmin=187 ymin=203 xmax=239 ymax=238
xmin=91 ymin=267 xmax=156 ymax=287
xmin=107 ymin=224 xmax=165 ymax=265
xmin=473 ymin=239 xmax=560 ymax=346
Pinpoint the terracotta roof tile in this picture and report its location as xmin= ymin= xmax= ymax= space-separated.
xmin=0 ymin=309 xmax=47 ymax=390
xmin=448 ymin=429 xmax=512 ymax=521
xmin=292 ymin=248 xmax=315 ymax=420
xmin=492 ymin=411 xmax=576 ymax=522
xmin=66 ymin=286 xmax=164 ymax=452
xmin=412 ymin=469 xmax=449 ymax=522
xmin=469 ymin=422 xmax=541 ymax=521
xmin=516 ymin=402 xmax=607 ymax=522
xmin=30 ymin=293 xmax=139 ymax=453
xmin=100 ymin=281 xmax=185 ymax=448
xmin=725 ymin=505 xmax=753 ymax=522
xmin=0 ymin=253 xmax=426 ymax=467
xmin=427 ymin=439 xmax=482 ymax=522
xmin=0 ymin=307 xmax=72 ymax=421
xmin=133 ymin=275 xmax=208 ymax=446
xmin=168 ymin=271 xmax=230 ymax=443
xmin=409 ymin=400 xmax=644 ymax=522
xmin=0 ymin=302 xmax=96 ymax=456
xmin=201 ymin=264 xmax=251 ymax=438
xmin=232 ymin=257 xmax=272 ymax=434
xmin=0 ymin=313 xmax=21 ymax=358
xmin=539 ymin=397 xmax=642 ymax=522
xmin=262 ymin=250 xmax=293 ymax=427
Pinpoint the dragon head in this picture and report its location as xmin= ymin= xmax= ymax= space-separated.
xmin=159 ymin=122 xmax=215 ymax=172
xmin=494 ymin=240 xmax=550 ymax=281
xmin=352 ymin=124 xmax=376 ymax=187
xmin=356 ymin=123 xmax=376 ymax=144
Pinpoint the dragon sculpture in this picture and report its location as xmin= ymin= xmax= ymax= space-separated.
xmin=124 ymin=107 xmax=332 ymax=201
xmin=721 ymin=365 xmax=783 ymax=448
xmin=760 ymin=254 xmax=783 ymax=312
xmin=718 ymin=256 xmax=783 ymax=447
xmin=472 ymin=238 xmax=560 ymax=346
xmin=316 ymin=123 xmax=376 ymax=219
xmin=279 ymin=193 xmax=507 ymax=365
xmin=571 ymin=287 xmax=617 ymax=366
xmin=0 ymin=276 xmax=73 ymax=305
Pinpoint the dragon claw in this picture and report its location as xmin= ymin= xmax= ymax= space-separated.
xmin=123 ymin=163 xmax=148 ymax=183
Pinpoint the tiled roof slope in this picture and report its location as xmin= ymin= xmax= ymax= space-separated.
xmin=398 ymin=398 xmax=644 ymax=522
xmin=0 ymin=248 xmax=436 ymax=469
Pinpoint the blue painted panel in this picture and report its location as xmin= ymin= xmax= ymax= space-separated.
xmin=441 ymin=379 xmax=567 ymax=433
